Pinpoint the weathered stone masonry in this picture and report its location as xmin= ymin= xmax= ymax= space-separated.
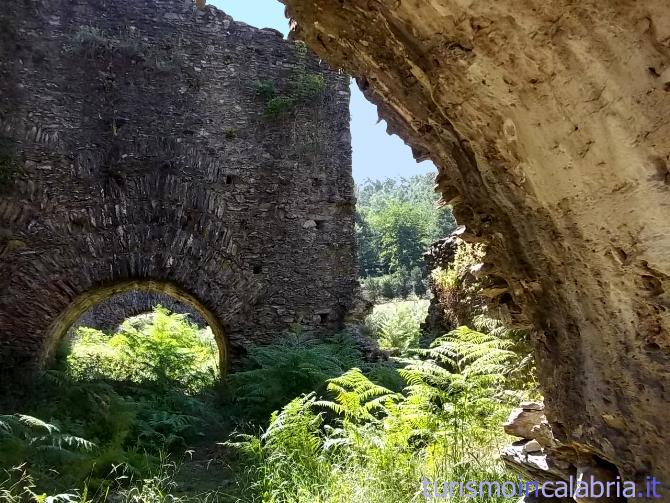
xmin=0 ymin=0 xmax=356 ymax=383
xmin=70 ymin=291 xmax=207 ymax=335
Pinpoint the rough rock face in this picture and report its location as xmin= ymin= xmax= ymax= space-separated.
xmin=421 ymin=235 xmax=459 ymax=336
xmin=0 ymin=0 xmax=356 ymax=384
xmin=502 ymin=402 xmax=625 ymax=503
xmin=283 ymin=0 xmax=670 ymax=487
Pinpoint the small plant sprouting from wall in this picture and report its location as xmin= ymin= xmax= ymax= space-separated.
xmin=68 ymin=26 xmax=186 ymax=73
xmin=69 ymin=26 xmax=146 ymax=61
xmin=254 ymin=79 xmax=276 ymax=101
xmin=0 ymin=136 xmax=19 ymax=190
xmin=266 ymin=96 xmax=295 ymax=117
xmin=254 ymin=41 xmax=326 ymax=119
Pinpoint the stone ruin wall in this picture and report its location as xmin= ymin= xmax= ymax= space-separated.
xmin=0 ymin=0 xmax=356 ymax=384
xmin=69 ymin=291 xmax=207 ymax=335
xmin=284 ymin=0 xmax=670 ymax=491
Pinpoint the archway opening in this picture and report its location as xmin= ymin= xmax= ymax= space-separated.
xmin=52 ymin=289 xmax=224 ymax=397
xmin=0 ymin=281 xmax=234 ymax=491
xmin=43 ymin=280 xmax=228 ymax=380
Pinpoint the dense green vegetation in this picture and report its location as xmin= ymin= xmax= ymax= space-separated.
xmin=356 ymin=174 xmax=456 ymax=300
xmin=225 ymin=311 xmax=525 ymax=502
xmin=365 ymin=300 xmax=429 ymax=353
xmin=0 ymin=175 xmax=537 ymax=502
xmin=0 ymin=308 xmax=225 ymax=501
xmin=1 ymin=294 xmax=535 ymax=502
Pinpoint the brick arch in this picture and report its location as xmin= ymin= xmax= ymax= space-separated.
xmin=45 ymin=280 xmax=232 ymax=376
xmin=2 ymin=219 xmax=261 ymax=381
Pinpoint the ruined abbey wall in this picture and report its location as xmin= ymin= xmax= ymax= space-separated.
xmin=0 ymin=0 xmax=356 ymax=382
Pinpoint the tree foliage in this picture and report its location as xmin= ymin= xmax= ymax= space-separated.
xmin=356 ymin=174 xmax=456 ymax=299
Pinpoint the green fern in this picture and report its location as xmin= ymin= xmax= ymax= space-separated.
xmin=365 ymin=301 xmax=427 ymax=352
xmin=316 ymin=368 xmax=400 ymax=424
xmin=0 ymin=414 xmax=97 ymax=475
xmin=432 ymin=325 xmax=515 ymax=375
xmin=229 ymin=333 xmax=363 ymax=420
xmin=0 ymin=414 xmax=96 ymax=452
xmin=227 ymin=393 xmax=331 ymax=502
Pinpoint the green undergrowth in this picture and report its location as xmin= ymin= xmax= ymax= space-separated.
xmin=222 ymin=309 xmax=531 ymax=502
xmin=365 ymin=300 xmax=430 ymax=354
xmin=0 ymin=307 xmax=225 ymax=499
xmin=1 ymin=302 xmax=536 ymax=502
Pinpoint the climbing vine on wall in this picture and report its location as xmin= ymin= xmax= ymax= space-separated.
xmin=255 ymin=41 xmax=326 ymax=118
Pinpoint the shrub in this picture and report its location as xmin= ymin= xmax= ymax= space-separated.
xmin=360 ymin=276 xmax=383 ymax=304
xmin=379 ymin=274 xmax=397 ymax=299
xmin=254 ymin=79 xmax=276 ymax=100
xmin=227 ymin=333 xmax=363 ymax=421
xmin=265 ymin=95 xmax=295 ymax=118
xmin=295 ymin=73 xmax=325 ymax=100
xmin=365 ymin=300 xmax=428 ymax=353
xmin=65 ymin=307 xmax=219 ymax=393
xmin=431 ymin=265 xmax=457 ymax=291
xmin=257 ymin=42 xmax=327 ymax=120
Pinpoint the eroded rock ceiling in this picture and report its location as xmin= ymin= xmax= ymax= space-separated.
xmin=283 ymin=0 xmax=670 ymax=485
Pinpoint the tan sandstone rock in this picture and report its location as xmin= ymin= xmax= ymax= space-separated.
xmin=285 ymin=0 xmax=670 ymax=483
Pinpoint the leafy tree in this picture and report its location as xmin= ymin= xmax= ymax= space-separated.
xmin=370 ymin=200 xmax=431 ymax=273
xmin=355 ymin=208 xmax=381 ymax=277
xmin=355 ymin=173 xmax=457 ymax=294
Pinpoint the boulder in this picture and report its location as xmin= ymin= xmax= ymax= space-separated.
xmin=504 ymin=407 xmax=546 ymax=440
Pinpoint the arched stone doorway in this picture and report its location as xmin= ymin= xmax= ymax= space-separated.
xmin=44 ymin=280 xmax=229 ymax=375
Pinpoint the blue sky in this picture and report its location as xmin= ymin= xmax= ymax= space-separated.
xmin=209 ymin=0 xmax=436 ymax=183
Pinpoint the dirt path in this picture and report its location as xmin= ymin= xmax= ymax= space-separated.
xmin=172 ymin=426 xmax=239 ymax=500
